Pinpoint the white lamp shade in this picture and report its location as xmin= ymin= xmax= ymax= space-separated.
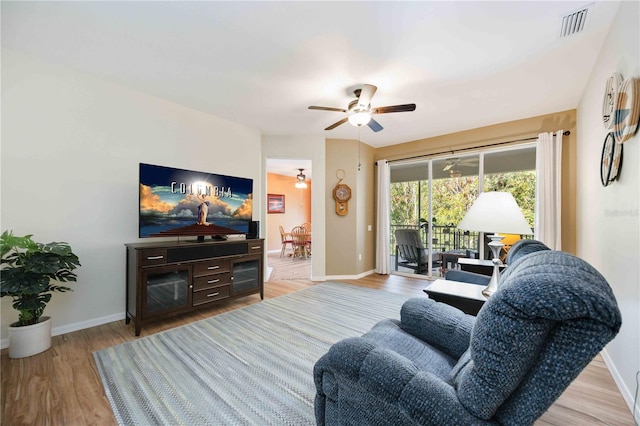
xmin=457 ymin=192 xmax=532 ymax=235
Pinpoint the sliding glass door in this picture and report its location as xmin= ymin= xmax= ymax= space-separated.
xmin=389 ymin=162 xmax=430 ymax=275
xmin=388 ymin=145 xmax=536 ymax=278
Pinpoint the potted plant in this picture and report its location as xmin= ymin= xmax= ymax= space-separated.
xmin=1 ymin=230 xmax=80 ymax=358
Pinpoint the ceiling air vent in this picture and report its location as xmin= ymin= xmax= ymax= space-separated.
xmin=559 ymin=4 xmax=591 ymax=38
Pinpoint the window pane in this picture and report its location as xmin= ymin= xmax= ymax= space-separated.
xmin=390 ymin=163 xmax=429 ymax=275
xmin=431 ymin=156 xmax=480 ymax=268
xmin=484 ymin=147 xmax=536 ymax=228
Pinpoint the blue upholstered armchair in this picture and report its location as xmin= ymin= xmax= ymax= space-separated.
xmin=314 ymin=241 xmax=622 ymax=425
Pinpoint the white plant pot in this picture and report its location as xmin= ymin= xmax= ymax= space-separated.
xmin=8 ymin=316 xmax=52 ymax=359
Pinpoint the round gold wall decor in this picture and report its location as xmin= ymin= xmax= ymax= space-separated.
xmin=613 ymin=77 xmax=640 ymax=143
xmin=603 ymin=72 xmax=623 ymax=130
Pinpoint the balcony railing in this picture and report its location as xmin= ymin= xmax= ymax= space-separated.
xmin=389 ymin=223 xmax=533 ymax=258
xmin=390 ymin=224 xmax=480 ymax=254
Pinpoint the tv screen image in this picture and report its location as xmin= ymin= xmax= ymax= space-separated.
xmin=139 ymin=163 xmax=253 ymax=238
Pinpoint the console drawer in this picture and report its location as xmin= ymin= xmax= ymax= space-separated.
xmin=193 ymin=259 xmax=230 ymax=276
xmin=193 ymin=273 xmax=232 ymax=291
xmin=248 ymin=241 xmax=263 ymax=253
xmin=193 ymin=285 xmax=230 ymax=306
xmin=140 ymin=249 xmax=168 ymax=266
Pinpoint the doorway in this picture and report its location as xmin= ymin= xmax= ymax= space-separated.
xmin=265 ymin=158 xmax=312 ymax=280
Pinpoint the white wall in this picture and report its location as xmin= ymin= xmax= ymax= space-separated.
xmin=576 ymin=1 xmax=639 ymax=418
xmin=262 ymin=135 xmax=326 ymax=280
xmin=1 ymin=50 xmax=262 ymax=343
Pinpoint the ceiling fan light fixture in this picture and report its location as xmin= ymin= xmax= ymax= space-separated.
xmin=308 ymin=83 xmax=414 ymax=132
xmin=348 ymin=110 xmax=372 ymax=127
xmin=295 ymin=169 xmax=308 ymax=188
xmin=450 ymin=169 xmax=462 ymax=178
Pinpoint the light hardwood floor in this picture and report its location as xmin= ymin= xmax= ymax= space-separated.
xmin=267 ymin=250 xmax=311 ymax=280
xmin=1 ymin=273 xmax=633 ymax=425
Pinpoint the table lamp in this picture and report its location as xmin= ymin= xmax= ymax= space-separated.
xmin=457 ymin=192 xmax=532 ymax=297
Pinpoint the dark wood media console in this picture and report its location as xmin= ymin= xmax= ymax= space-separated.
xmin=125 ymin=238 xmax=264 ymax=335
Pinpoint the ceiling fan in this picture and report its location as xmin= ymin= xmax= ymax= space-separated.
xmin=308 ymin=84 xmax=416 ymax=132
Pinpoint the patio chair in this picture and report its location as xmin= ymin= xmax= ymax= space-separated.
xmin=394 ymin=229 xmax=439 ymax=274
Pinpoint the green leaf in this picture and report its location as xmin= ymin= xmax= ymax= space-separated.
xmin=1 ymin=230 xmax=80 ymax=324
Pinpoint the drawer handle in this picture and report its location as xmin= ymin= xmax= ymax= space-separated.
xmin=207 ymin=279 xmax=220 ymax=284
xmin=250 ymin=246 xmax=261 ymax=250
xmin=207 ymin=292 xmax=220 ymax=297
xmin=147 ymin=255 xmax=164 ymax=260
xmin=207 ymin=266 xmax=220 ymax=270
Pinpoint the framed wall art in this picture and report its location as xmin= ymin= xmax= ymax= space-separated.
xmin=267 ymin=194 xmax=285 ymax=214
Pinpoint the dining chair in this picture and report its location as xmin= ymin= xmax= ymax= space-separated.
xmin=279 ymin=225 xmax=294 ymax=257
xmin=291 ymin=226 xmax=311 ymax=259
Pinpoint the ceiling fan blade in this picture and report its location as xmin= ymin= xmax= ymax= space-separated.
xmin=357 ymin=84 xmax=377 ymax=108
xmin=309 ymin=106 xmax=347 ymax=113
xmin=371 ymin=104 xmax=416 ymax=114
xmin=367 ymin=117 xmax=384 ymax=132
xmin=325 ymin=117 xmax=348 ymax=131
xmin=443 ymin=164 xmax=453 ymax=171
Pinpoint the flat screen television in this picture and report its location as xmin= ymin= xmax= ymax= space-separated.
xmin=139 ymin=163 xmax=253 ymax=239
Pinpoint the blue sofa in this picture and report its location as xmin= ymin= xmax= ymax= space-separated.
xmin=314 ymin=240 xmax=621 ymax=425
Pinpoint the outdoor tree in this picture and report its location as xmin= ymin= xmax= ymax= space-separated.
xmin=390 ymin=171 xmax=535 ymax=228
xmin=485 ymin=171 xmax=536 ymax=227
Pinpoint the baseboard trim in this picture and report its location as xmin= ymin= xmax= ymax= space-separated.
xmin=1 ymin=312 xmax=125 ymax=350
xmin=600 ymin=348 xmax=638 ymax=419
xmin=324 ymin=269 xmax=375 ymax=281
xmin=266 ymin=266 xmax=274 ymax=280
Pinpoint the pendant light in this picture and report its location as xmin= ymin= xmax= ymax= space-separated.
xmin=295 ymin=169 xmax=308 ymax=189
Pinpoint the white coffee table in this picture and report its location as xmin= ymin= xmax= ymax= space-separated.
xmin=423 ymin=278 xmax=487 ymax=315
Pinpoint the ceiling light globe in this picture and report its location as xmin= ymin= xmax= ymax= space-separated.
xmin=348 ymin=111 xmax=372 ymax=127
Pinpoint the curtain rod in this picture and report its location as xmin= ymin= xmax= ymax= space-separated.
xmin=383 ymin=130 xmax=571 ymax=164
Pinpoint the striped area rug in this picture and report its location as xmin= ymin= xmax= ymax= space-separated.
xmin=93 ymin=282 xmax=411 ymax=425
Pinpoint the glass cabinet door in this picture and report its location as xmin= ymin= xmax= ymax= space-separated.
xmin=231 ymin=256 xmax=261 ymax=295
xmin=142 ymin=266 xmax=191 ymax=316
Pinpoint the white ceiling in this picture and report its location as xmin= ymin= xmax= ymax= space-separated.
xmin=2 ymin=1 xmax=620 ymax=151
xmin=267 ymin=159 xmax=312 ymax=180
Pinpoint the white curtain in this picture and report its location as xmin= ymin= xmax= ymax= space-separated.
xmin=535 ymin=130 xmax=563 ymax=249
xmin=375 ymin=160 xmax=390 ymax=274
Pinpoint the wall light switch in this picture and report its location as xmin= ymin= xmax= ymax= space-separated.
xmin=367 ymin=225 xmax=372 ymax=231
